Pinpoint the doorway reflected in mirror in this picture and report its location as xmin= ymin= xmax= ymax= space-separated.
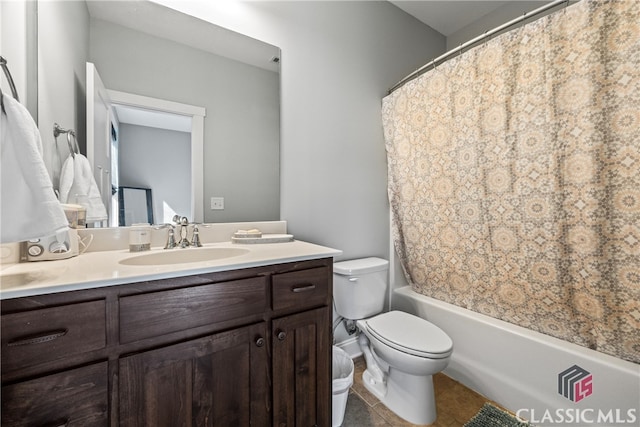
xmin=118 ymin=186 xmax=153 ymax=226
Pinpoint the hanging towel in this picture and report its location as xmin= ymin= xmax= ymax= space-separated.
xmin=58 ymin=153 xmax=107 ymax=222
xmin=0 ymin=95 xmax=69 ymax=243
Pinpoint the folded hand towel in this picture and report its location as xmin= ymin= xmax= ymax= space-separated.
xmin=1 ymin=96 xmax=69 ymax=243
xmin=58 ymin=153 xmax=107 ymax=222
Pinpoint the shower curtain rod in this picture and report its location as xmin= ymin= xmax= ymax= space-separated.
xmin=388 ymin=0 xmax=568 ymax=94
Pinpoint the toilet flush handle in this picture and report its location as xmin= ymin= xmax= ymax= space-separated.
xmin=349 ymin=277 xmax=359 ymax=282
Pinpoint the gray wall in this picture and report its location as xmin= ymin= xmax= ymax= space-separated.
xmin=275 ymin=2 xmax=444 ymax=260
xmin=89 ymin=19 xmax=280 ymax=223
xmin=118 ymin=124 xmax=191 ymax=224
xmin=30 ymin=0 xmax=446 ymax=262
xmin=447 ymin=1 xmax=563 ymax=50
xmin=181 ymin=1 xmax=446 ymax=260
xmin=0 ymin=1 xmax=37 ymax=119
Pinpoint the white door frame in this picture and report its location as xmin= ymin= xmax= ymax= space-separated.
xmin=106 ymin=89 xmax=206 ymax=223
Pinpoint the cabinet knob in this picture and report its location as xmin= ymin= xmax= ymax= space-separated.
xmin=276 ymin=330 xmax=287 ymax=341
xmin=255 ymin=337 xmax=265 ymax=347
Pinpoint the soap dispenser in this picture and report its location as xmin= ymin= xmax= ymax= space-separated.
xmin=129 ymin=224 xmax=151 ymax=252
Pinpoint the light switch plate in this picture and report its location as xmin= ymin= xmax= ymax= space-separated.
xmin=210 ymin=197 xmax=224 ymax=210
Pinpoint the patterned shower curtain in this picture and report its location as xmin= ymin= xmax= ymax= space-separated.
xmin=382 ymin=0 xmax=639 ymax=364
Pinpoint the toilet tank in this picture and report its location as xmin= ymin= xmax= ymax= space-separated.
xmin=333 ymin=257 xmax=389 ymax=320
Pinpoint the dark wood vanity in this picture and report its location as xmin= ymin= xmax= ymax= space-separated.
xmin=1 ymin=257 xmax=333 ymax=426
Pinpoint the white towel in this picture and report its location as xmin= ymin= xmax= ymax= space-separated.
xmin=58 ymin=153 xmax=108 ymax=222
xmin=0 ymin=95 xmax=69 ymax=243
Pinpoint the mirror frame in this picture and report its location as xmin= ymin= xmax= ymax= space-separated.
xmin=106 ymin=89 xmax=205 ymax=223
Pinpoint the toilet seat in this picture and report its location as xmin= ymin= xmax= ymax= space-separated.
xmin=364 ymin=311 xmax=453 ymax=359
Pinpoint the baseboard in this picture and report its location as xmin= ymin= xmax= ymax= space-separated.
xmin=334 ymin=336 xmax=362 ymax=359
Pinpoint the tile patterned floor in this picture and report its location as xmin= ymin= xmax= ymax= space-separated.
xmin=341 ymin=357 xmax=495 ymax=427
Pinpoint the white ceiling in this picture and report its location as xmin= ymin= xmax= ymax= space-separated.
xmin=390 ymin=1 xmax=512 ymax=36
xmin=86 ymin=0 xmax=280 ymax=73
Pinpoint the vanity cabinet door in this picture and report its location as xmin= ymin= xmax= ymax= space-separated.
xmin=1 ymin=361 xmax=108 ymax=427
xmin=272 ymin=307 xmax=331 ymax=427
xmin=119 ymin=322 xmax=269 ymax=427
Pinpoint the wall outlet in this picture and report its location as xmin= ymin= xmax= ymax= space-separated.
xmin=210 ymin=197 xmax=224 ymax=210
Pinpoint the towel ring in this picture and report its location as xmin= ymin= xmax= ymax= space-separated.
xmin=66 ymin=132 xmax=79 ymax=158
xmin=53 ymin=123 xmax=79 ymax=158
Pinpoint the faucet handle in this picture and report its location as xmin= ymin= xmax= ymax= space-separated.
xmin=191 ymin=224 xmax=203 ymax=247
xmin=173 ymin=215 xmax=189 ymax=225
xmin=153 ymin=223 xmax=178 ymax=249
xmin=164 ymin=226 xmax=177 ymax=249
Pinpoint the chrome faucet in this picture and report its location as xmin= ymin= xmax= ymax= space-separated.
xmin=157 ymin=216 xmax=204 ymax=249
xmin=153 ymin=223 xmax=178 ymax=249
xmin=173 ymin=215 xmax=191 ymax=248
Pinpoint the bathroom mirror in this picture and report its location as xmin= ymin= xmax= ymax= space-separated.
xmin=36 ymin=0 xmax=280 ymax=226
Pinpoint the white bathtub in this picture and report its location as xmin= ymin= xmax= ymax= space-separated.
xmin=392 ymin=286 xmax=640 ymax=426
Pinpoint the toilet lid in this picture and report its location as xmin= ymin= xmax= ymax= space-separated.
xmin=365 ymin=311 xmax=453 ymax=358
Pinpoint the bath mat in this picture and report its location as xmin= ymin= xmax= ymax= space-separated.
xmin=464 ymin=403 xmax=533 ymax=427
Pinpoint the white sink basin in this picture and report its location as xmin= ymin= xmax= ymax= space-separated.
xmin=119 ymin=247 xmax=250 ymax=266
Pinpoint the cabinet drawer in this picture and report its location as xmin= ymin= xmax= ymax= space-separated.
xmin=1 ymin=300 xmax=106 ymax=375
xmin=1 ymin=361 xmax=108 ymax=427
xmin=272 ymin=267 xmax=329 ymax=312
xmin=120 ymin=276 xmax=267 ymax=343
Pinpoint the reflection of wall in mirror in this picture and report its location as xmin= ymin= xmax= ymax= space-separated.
xmin=119 ymin=124 xmax=191 ymax=224
xmin=90 ymin=18 xmax=280 ymax=223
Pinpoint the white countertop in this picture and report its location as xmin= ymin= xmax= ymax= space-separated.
xmin=0 ymin=240 xmax=342 ymax=300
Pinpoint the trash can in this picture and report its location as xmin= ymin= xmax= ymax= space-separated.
xmin=332 ymin=345 xmax=354 ymax=427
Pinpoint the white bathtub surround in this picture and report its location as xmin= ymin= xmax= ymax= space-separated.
xmin=392 ymin=286 xmax=640 ymax=427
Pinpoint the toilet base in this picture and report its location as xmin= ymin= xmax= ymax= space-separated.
xmin=362 ymin=368 xmax=387 ymax=399
xmin=362 ymin=367 xmax=437 ymax=425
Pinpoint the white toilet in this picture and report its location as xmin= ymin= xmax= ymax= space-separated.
xmin=333 ymin=257 xmax=453 ymax=425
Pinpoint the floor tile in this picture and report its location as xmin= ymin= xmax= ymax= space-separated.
xmin=341 ymin=357 xmax=496 ymax=427
xmin=342 ymin=390 xmax=392 ymax=426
